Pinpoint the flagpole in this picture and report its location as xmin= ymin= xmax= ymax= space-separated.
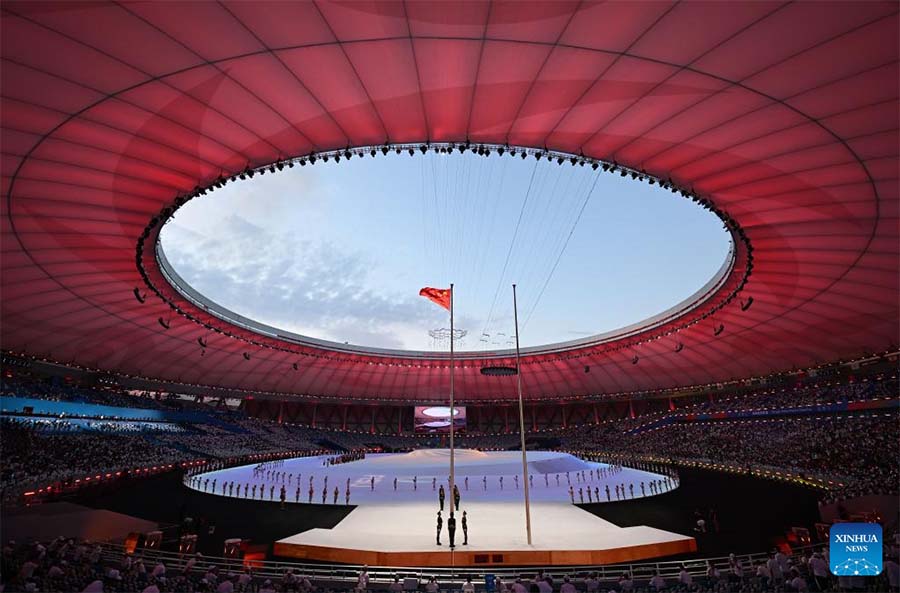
xmin=513 ymin=283 xmax=532 ymax=545
xmin=449 ymin=283 xmax=455 ymax=524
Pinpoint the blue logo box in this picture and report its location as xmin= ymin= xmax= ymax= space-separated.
xmin=830 ymin=523 xmax=882 ymax=576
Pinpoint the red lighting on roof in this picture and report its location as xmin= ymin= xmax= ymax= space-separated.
xmin=0 ymin=2 xmax=895 ymax=400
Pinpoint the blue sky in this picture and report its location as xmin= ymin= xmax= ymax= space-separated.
xmin=161 ymin=152 xmax=730 ymax=351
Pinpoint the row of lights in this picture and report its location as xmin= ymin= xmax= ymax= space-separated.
xmin=163 ymin=363 xmax=897 ymax=407
xmin=625 ymin=396 xmax=896 ymax=435
xmin=583 ymin=451 xmax=835 ymax=492
xmin=23 ymin=460 xmax=206 ymax=499
xmin=2 ymin=349 xmax=895 ymax=410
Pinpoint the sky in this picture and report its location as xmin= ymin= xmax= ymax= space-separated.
xmin=160 ymin=151 xmax=731 ymax=352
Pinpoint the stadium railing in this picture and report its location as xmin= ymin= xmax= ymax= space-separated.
xmin=95 ymin=540 xmax=822 ymax=588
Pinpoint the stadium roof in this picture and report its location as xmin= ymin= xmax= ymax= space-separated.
xmin=2 ymin=1 xmax=897 ymax=401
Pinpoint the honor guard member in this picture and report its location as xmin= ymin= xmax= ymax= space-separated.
xmin=569 ymin=485 xmax=575 ymax=503
xmin=308 ymin=485 xmax=314 ymax=503
xmin=333 ymin=486 xmax=339 ymax=503
xmin=462 ymin=511 xmax=468 ymax=545
xmin=436 ymin=511 xmax=443 ymax=546
xmin=453 ymin=484 xmax=460 ymax=511
xmin=438 ymin=484 xmax=446 ymax=510
xmin=448 ymin=512 xmax=457 ymax=548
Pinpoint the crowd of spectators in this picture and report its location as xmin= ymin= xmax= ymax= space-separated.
xmin=1 ymin=377 xmax=177 ymax=411
xmin=153 ymin=421 xmax=322 ymax=460
xmin=675 ymin=377 xmax=897 ymax=416
xmin=3 ymin=416 xmax=183 ymax=434
xmin=0 ymin=419 xmax=193 ymax=500
xmin=2 ymin=537 xmax=898 ymax=593
xmin=560 ymin=414 xmax=899 ymax=502
xmin=2 ymin=371 xmax=896 ymax=505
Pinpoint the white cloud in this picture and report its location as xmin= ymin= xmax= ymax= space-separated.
xmin=162 ymin=214 xmax=452 ymax=350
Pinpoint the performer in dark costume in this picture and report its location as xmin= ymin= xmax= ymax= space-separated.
xmin=448 ymin=512 xmax=457 ymax=549
xmin=462 ymin=510 xmax=468 ymax=545
xmin=436 ymin=511 xmax=443 ymax=545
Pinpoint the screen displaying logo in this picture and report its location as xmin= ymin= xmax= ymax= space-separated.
xmin=830 ymin=523 xmax=882 ymax=576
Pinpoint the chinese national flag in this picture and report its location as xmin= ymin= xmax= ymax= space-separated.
xmin=419 ymin=286 xmax=451 ymax=311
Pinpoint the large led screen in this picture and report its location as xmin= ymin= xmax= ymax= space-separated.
xmin=414 ymin=406 xmax=466 ymax=434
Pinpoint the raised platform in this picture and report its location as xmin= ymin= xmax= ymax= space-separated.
xmin=191 ymin=450 xmax=692 ymax=567
xmin=274 ymin=502 xmax=696 ymax=567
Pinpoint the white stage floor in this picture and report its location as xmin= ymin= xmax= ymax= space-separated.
xmin=186 ymin=449 xmax=677 ymax=505
xmin=274 ymin=502 xmax=695 ymax=566
xmin=279 ymin=501 xmax=689 ymax=551
xmin=188 ymin=450 xmax=691 ymax=566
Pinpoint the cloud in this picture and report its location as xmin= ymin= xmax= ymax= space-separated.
xmin=161 ymin=214 xmax=449 ymax=350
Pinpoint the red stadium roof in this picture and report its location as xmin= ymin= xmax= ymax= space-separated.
xmin=1 ymin=1 xmax=898 ymax=401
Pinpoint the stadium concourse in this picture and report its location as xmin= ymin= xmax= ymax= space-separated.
xmin=1 ymin=1 xmax=899 ymax=592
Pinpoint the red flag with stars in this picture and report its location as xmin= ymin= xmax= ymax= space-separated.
xmin=419 ymin=287 xmax=451 ymax=311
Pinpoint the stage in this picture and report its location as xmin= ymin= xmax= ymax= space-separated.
xmin=188 ymin=449 xmax=695 ymax=566
xmin=274 ymin=502 xmax=696 ymax=566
